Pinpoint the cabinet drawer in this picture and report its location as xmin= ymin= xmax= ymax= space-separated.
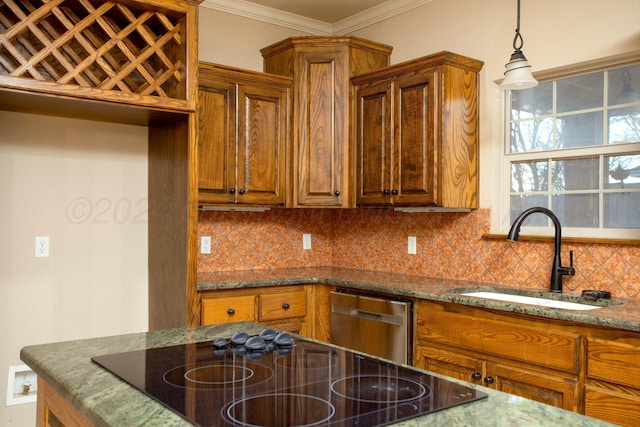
xmin=202 ymin=295 xmax=255 ymax=325
xmin=259 ymin=291 xmax=307 ymax=321
xmin=416 ymin=307 xmax=580 ymax=373
xmin=587 ymin=338 xmax=640 ymax=388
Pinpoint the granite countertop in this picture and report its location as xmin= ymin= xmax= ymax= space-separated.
xmin=21 ymin=322 xmax=612 ymax=427
xmin=198 ymin=266 xmax=640 ymax=332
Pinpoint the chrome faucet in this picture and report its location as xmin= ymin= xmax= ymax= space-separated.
xmin=507 ymin=207 xmax=575 ymax=293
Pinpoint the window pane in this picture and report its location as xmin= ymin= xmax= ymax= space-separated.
xmin=604 ymin=192 xmax=640 ymax=228
xmin=608 ymin=106 xmax=640 ymax=144
xmin=556 ymin=112 xmax=603 ymax=148
xmin=604 ymin=154 xmax=640 ymax=189
xmin=510 ymin=118 xmax=554 ymax=152
xmin=557 ymin=72 xmax=604 ymax=113
xmin=510 ymin=195 xmax=547 ymax=225
xmin=552 ymin=158 xmax=599 ymax=191
xmin=552 ymin=194 xmax=599 ymax=228
xmin=510 ymin=81 xmax=553 ymax=119
xmin=511 ymin=161 xmax=548 ymax=192
xmin=608 ymin=64 xmax=640 ymax=106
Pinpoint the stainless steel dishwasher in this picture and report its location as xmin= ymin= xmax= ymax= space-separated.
xmin=330 ymin=290 xmax=412 ymax=364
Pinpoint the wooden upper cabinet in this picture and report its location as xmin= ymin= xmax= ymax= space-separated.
xmin=261 ymin=37 xmax=392 ymax=207
xmin=197 ymin=62 xmax=291 ymax=206
xmin=353 ymin=52 xmax=483 ymax=209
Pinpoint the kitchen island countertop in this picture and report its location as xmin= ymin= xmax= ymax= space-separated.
xmin=198 ymin=266 xmax=640 ymax=332
xmin=22 ymin=322 xmax=612 ymax=427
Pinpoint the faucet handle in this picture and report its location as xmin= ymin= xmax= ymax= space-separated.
xmin=559 ymin=250 xmax=576 ymax=277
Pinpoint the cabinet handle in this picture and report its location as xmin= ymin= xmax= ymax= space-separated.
xmin=391 ymin=189 xmax=399 ymax=195
xmin=228 ymin=188 xmax=236 ymax=194
xmin=383 ymin=189 xmax=390 ymax=195
xmin=334 ymin=190 xmax=340 ymax=196
xmin=238 ymin=189 xmax=246 ymax=195
xmin=227 ymin=308 xmax=235 ymax=315
xmin=282 ymin=303 xmax=290 ymax=310
xmin=484 ymin=376 xmax=494 ymax=385
xmin=471 ymin=372 xmax=482 ymax=381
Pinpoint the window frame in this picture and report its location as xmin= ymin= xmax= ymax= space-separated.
xmin=500 ymin=51 xmax=640 ymax=240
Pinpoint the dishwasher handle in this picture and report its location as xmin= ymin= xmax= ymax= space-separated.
xmin=332 ymin=304 xmax=404 ymax=326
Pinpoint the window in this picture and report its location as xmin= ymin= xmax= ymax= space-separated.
xmin=504 ymin=60 xmax=640 ymax=238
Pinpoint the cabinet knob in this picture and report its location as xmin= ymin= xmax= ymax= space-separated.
xmin=391 ymin=189 xmax=399 ymax=195
xmin=484 ymin=376 xmax=494 ymax=385
xmin=384 ymin=189 xmax=390 ymax=195
xmin=334 ymin=190 xmax=340 ymax=196
xmin=238 ymin=189 xmax=246 ymax=195
xmin=227 ymin=308 xmax=235 ymax=315
xmin=471 ymin=372 xmax=482 ymax=381
xmin=228 ymin=188 xmax=236 ymax=194
xmin=282 ymin=303 xmax=290 ymax=310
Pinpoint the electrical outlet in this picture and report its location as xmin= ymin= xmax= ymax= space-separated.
xmin=201 ymin=236 xmax=211 ymax=254
xmin=6 ymin=365 xmax=37 ymax=406
xmin=35 ymin=236 xmax=49 ymax=258
xmin=303 ymin=233 xmax=312 ymax=250
xmin=408 ymin=236 xmax=417 ymax=254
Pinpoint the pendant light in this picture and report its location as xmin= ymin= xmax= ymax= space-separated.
xmin=501 ymin=0 xmax=538 ymax=90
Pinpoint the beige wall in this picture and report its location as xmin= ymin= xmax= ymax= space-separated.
xmin=0 ymin=111 xmax=148 ymax=425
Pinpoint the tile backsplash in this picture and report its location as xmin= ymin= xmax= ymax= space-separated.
xmin=198 ymin=208 xmax=640 ymax=299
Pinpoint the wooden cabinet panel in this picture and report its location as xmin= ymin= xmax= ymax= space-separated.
xmin=585 ymin=338 xmax=640 ymax=426
xmin=197 ymin=62 xmax=290 ymax=206
xmin=585 ymin=384 xmax=640 ymax=427
xmin=197 ymin=81 xmax=235 ymax=203
xmin=199 ymin=285 xmax=313 ymax=338
xmin=587 ymin=337 xmax=640 ymax=388
xmin=259 ymin=291 xmax=307 ymax=321
xmin=261 ymin=36 xmax=392 ymax=207
xmin=356 ymin=80 xmax=393 ymax=205
xmin=353 ymin=52 xmax=482 ymax=209
xmin=201 ymin=295 xmax=255 ymax=325
xmin=416 ymin=302 xmax=580 ymax=373
xmin=488 ymin=362 xmax=579 ymax=411
xmin=393 ymin=71 xmax=436 ymax=205
xmin=415 ymin=345 xmax=484 ymax=385
xmin=415 ymin=343 xmax=579 ymax=411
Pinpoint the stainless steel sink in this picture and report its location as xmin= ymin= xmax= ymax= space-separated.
xmin=460 ymin=291 xmax=601 ymax=310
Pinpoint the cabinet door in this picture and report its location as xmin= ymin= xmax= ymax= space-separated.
xmin=487 ymin=362 xmax=580 ymax=412
xmin=294 ymin=49 xmax=349 ymax=207
xmin=355 ymin=80 xmax=393 ymax=205
xmin=414 ymin=345 xmax=485 ymax=386
xmin=585 ymin=385 xmax=640 ymax=427
xmin=236 ymin=83 xmax=288 ymax=205
xmin=198 ymin=82 xmax=236 ymax=203
xmin=392 ymin=70 xmax=436 ymax=205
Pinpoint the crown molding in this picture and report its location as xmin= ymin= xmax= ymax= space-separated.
xmin=333 ymin=0 xmax=432 ymax=35
xmin=201 ymin=0 xmax=433 ymax=35
xmin=201 ymin=0 xmax=332 ymax=35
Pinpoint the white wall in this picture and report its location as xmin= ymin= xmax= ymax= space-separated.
xmin=0 ymin=111 xmax=148 ymax=425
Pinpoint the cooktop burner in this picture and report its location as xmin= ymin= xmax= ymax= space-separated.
xmin=92 ymin=330 xmax=486 ymax=426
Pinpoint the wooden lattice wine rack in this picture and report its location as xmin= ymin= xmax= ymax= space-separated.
xmin=0 ymin=0 xmax=201 ymax=113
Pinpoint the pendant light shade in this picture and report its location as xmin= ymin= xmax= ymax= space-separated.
xmin=501 ymin=0 xmax=538 ymax=90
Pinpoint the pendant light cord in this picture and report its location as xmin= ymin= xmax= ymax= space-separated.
xmin=512 ymin=0 xmax=524 ymax=52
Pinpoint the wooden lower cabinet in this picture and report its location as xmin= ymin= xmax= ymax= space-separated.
xmin=200 ymin=285 xmax=312 ymax=337
xmin=584 ymin=337 xmax=640 ymax=426
xmin=415 ymin=342 xmax=580 ymax=412
xmin=414 ymin=300 xmax=581 ymax=412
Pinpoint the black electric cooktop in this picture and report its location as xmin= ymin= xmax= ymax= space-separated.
xmin=92 ymin=330 xmax=487 ymax=426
